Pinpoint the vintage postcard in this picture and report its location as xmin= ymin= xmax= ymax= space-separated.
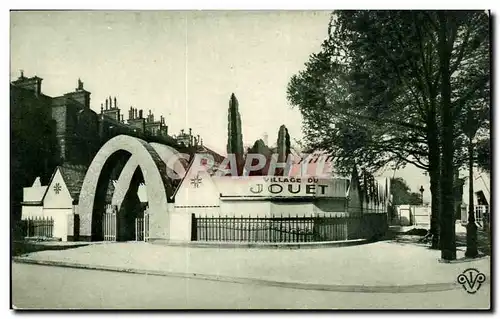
xmin=10 ymin=10 xmax=491 ymax=310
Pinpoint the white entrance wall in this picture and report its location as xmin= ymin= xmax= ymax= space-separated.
xmin=171 ymin=164 xmax=391 ymax=241
xmin=220 ymin=200 xmax=271 ymax=217
xmin=171 ymin=169 xmax=220 ymax=240
xmin=396 ymin=205 xmax=413 ymax=226
xmin=21 ymin=205 xmax=44 ymax=219
xmin=21 ymin=178 xmax=47 ymax=219
xmin=42 ymin=208 xmax=71 ymax=240
xmin=313 ymin=199 xmax=346 ymax=215
xmin=271 ymin=201 xmax=314 ymax=217
xmin=174 ymin=169 xmax=220 ymax=208
xmin=168 ymin=212 xmax=192 ymax=242
xmin=43 ymin=168 xmax=73 ymax=241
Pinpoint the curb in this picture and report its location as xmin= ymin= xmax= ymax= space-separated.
xmin=13 ymin=257 xmax=466 ymax=294
xmin=148 ymin=238 xmax=372 ymax=249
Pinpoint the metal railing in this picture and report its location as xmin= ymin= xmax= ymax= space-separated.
xmin=191 ymin=213 xmax=387 ymax=243
xmin=23 ymin=216 xmax=54 ymax=238
xmin=135 ymin=213 xmax=150 ymax=242
xmin=103 ymin=210 xmax=117 ymax=242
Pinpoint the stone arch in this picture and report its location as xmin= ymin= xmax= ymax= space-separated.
xmin=111 ymin=143 xmax=188 ymax=210
xmin=78 ymin=135 xmax=173 ymax=241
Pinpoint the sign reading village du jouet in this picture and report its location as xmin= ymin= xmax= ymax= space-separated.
xmin=214 ymin=176 xmax=350 ymax=198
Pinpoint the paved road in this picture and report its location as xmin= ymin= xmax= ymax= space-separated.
xmin=12 ymin=263 xmax=490 ymax=310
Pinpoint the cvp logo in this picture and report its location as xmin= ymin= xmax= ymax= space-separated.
xmin=457 ymin=268 xmax=486 ymax=294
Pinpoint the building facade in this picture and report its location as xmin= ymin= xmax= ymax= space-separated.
xmin=11 ymin=71 xmax=206 ymax=167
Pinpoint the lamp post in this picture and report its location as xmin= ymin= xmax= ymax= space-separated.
xmin=419 ymin=185 xmax=424 ymax=205
xmin=464 ymin=104 xmax=479 ymax=258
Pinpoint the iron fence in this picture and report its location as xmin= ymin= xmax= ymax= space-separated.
xmin=135 ymin=213 xmax=150 ymax=242
xmin=23 ymin=216 xmax=54 ymax=238
xmin=103 ymin=211 xmax=117 ymax=241
xmin=191 ymin=213 xmax=387 ymax=242
xmin=144 ymin=212 xmax=150 ymax=241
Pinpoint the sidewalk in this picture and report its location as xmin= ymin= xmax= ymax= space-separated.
xmin=13 ymin=240 xmax=490 ymax=293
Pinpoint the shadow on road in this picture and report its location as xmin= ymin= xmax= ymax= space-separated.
xmin=386 ymin=227 xmax=491 ymax=256
xmin=11 ymin=240 xmax=89 ymax=257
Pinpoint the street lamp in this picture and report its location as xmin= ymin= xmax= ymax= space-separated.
xmin=419 ymin=185 xmax=424 ymax=205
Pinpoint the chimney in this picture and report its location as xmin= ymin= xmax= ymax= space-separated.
xmin=101 ymin=103 xmax=104 ymax=114
xmin=134 ymin=108 xmax=138 ymax=119
xmin=114 ymin=97 xmax=117 ymax=108
xmin=121 ymin=115 xmax=124 ymax=123
xmin=77 ymin=78 xmax=84 ymax=91
xmin=12 ymin=72 xmax=43 ymax=97
xmin=139 ymin=109 xmax=143 ymax=119
xmin=105 ymin=99 xmax=109 ymax=110
xmin=61 ymin=78 xmax=90 ymax=108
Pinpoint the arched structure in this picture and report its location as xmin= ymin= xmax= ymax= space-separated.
xmin=77 ymin=135 xmax=174 ymax=241
xmin=111 ymin=143 xmax=188 ymax=210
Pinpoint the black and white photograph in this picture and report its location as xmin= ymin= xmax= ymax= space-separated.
xmin=8 ymin=7 xmax=492 ymax=310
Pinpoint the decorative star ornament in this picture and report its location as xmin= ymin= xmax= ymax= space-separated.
xmin=53 ymin=182 xmax=62 ymax=194
xmin=190 ymin=174 xmax=202 ymax=188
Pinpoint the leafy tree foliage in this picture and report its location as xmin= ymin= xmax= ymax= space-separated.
xmin=390 ymin=178 xmax=423 ymax=206
xmin=287 ymin=11 xmax=490 ymax=260
xmin=475 ymin=138 xmax=490 ymax=173
xmin=11 ymin=87 xmax=61 ymax=222
xmin=246 ymin=139 xmax=272 ymax=176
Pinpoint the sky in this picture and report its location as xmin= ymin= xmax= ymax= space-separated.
xmin=10 ymin=10 xmax=489 ymax=200
xmin=10 ymin=10 xmax=331 ymax=152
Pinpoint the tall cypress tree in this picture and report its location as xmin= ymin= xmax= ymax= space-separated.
xmin=227 ymin=93 xmax=244 ymax=176
xmin=276 ymin=125 xmax=291 ymax=176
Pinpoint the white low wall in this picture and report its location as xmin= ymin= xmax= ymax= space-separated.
xmin=42 ymin=208 xmax=71 ymax=241
xmin=168 ymin=212 xmax=192 ymax=242
xmin=413 ymin=206 xmax=431 ymax=227
xmin=21 ymin=206 xmax=43 ymax=219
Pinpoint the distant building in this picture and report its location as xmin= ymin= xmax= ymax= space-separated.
xmin=11 ymin=71 xmax=207 ymax=167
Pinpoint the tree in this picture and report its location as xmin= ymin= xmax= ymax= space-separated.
xmin=435 ymin=11 xmax=489 ymax=260
xmin=276 ymin=125 xmax=291 ymax=176
xmin=390 ymin=177 xmax=423 ymax=206
xmin=287 ymin=11 xmax=490 ymax=260
xmin=475 ymin=138 xmax=490 ymax=173
xmin=10 ymin=86 xmax=61 ymax=225
xmin=246 ymin=139 xmax=272 ymax=176
xmin=390 ymin=178 xmax=413 ymax=206
xmin=227 ymin=93 xmax=244 ymax=176
xmin=288 ymin=12 xmax=444 ymax=249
